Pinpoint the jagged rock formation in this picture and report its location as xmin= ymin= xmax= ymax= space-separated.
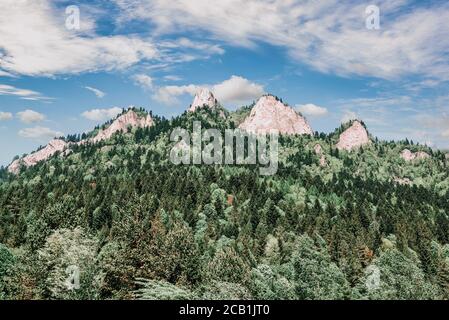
xmin=189 ymin=88 xmax=217 ymax=112
xmin=400 ymin=149 xmax=430 ymax=162
xmin=89 ymin=110 xmax=153 ymax=144
xmin=8 ymin=139 xmax=68 ymax=174
xmin=336 ymin=121 xmax=370 ymax=151
xmin=8 ymin=109 xmax=153 ymax=174
xmin=314 ymin=144 xmax=327 ymax=167
xmin=239 ymin=95 xmax=313 ymax=135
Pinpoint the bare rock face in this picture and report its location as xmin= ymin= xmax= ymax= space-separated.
xmin=313 ymin=144 xmax=327 ymax=167
xmin=400 ymin=149 xmax=430 ymax=162
xmin=90 ymin=110 xmax=153 ymax=144
xmin=189 ymin=88 xmax=217 ymax=112
xmin=319 ymin=155 xmax=327 ymax=167
xmin=336 ymin=121 xmax=370 ymax=151
xmin=8 ymin=139 xmax=68 ymax=174
xmin=239 ymin=95 xmax=313 ymax=135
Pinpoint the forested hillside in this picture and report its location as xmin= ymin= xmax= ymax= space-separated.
xmin=1 ymin=106 xmax=449 ymax=300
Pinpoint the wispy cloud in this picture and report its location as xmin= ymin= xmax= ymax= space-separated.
xmin=0 ymin=1 xmax=158 ymax=76
xmin=163 ymin=75 xmax=183 ymax=82
xmin=0 ymin=1 xmax=226 ymax=77
xmin=84 ymin=86 xmax=106 ymax=98
xmin=341 ymin=110 xmax=360 ymax=124
xmin=18 ymin=126 xmax=63 ymax=140
xmin=115 ymin=0 xmax=449 ymax=81
xmin=0 ymin=84 xmax=50 ymax=101
xmin=82 ymin=107 xmax=123 ymax=121
xmin=132 ymin=74 xmax=154 ymax=90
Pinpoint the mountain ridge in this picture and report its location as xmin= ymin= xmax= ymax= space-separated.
xmin=4 ymin=91 xmax=446 ymax=173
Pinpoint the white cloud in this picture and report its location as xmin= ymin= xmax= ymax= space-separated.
xmin=0 ymin=84 xmax=49 ymax=101
xmin=160 ymin=38 xmax=225 ymax=55
xmin=337 ymin=96 xmax=412 ymax=109
xmin=296 ymin=104 xmax=328 ymax=117
xmin=414 ymin=113 xmax=449 ymax=138
xmin=0 ymin=112 xmax=13 ymax=121
xmin=18 ymin=126 xmax=63 ymax=139
xmin=153 ymin=84 xmax=198 ymax=105
xmin=132 ymin=74 xmax=154 ymax=90
xmin=82 ymin=107 xmax=123 ymax=121
xmin=115 ymin=0 xmax=449 ymax=81
xmin=163 ymin=75 xmax=183 ymax=81
xmin=84 ymin=86 xmax=106 ymax=98
xmin=341 ymin=110 xmax=359 ymax=124
xmin=442 ymin=129 xmax=449 ymax=138
xmin=153 ymin=75 xmax=264 ymax=106
xmin=17 ymin=110 xmax=46 ymax=124
xmin=0 ymin=1 xmax=158 ymax=76
xmin=212 ymin=76 xmax=265 ymax=105
xmin=0 ymin=1 xmax=226 ymax=77
xmin=0 ymin=70 xmax=14 ymax=77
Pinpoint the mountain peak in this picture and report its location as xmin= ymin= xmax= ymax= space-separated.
xmin=8 ymin=139 xmax=68 ymax=174
xmin=238 ymin=95 xmax=313 ymax=135
xmin=336 ymin=120 xmax=370 ymax=151
xmin=89 ymin=108 xmax=153 ymax=144
xmin=189 ymin=88 xmax=217 ymax=112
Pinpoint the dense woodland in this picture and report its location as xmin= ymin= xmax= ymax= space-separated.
xmin=1 ymin=106 xmax=449 ymax=300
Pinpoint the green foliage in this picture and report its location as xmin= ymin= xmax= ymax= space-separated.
xmin=0 ymin=244 xmax=15 ymax=299
xmin=1 ymin=108 xmax=449 ymax=300
xmin=199 ymin=281 xmax=252 ymax=300
xmin=357 ymin=248 xmax=441 ymax=300
xmin=35 ymin=228 xmax=103 ymax=299
xmin=135 ymin=278 xmax=196 ymax=300
xmin=250 ymin=264 xmax=296 ymax=300
xmin=206 ymin=246 xmax=251 ymax=284
xmin=292 ymin=235 xmax=351 ymax=300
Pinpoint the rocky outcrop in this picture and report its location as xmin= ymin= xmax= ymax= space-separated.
xmin=8 ymin=109 xmax=153 ymax=174
xmin=8 ymin=139 xmax=68 ymax=174
xmin=239 ymin=95 xmax=313 ymax=135
xmin=400 ymin=149 xmax=430 ymax=162
xmin=336 ymin=121 xmax=370 ymax=151
xmin=89 ymin=110 xmax=153 ymax=144
xmin=314 ymin=144 xmax=327 ymax=167
xmin=189 ymin=88 xmax=217 ymax=112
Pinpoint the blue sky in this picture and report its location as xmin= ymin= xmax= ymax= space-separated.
xmin=1 ymin=0 xmax=449 ymax=165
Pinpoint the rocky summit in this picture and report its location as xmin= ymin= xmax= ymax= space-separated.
xmin=8 ymin=139 xmax=68 ymax=174
xmin=188 ymin=88 xmax=217 ymax=112
xmin=239 ymin=95 xmax=313 ymax=135
xmin=336 ymin=120 xmax=370 ymax=151
xmin=89 ymin=109 xmax=153 ymax=144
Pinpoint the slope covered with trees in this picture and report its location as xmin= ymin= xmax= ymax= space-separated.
xmin=1 ymin=106 xmax=449 ymax=300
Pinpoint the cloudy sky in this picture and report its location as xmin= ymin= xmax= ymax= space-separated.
xmin=1 ymin=0 xmax=449 ymax=165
